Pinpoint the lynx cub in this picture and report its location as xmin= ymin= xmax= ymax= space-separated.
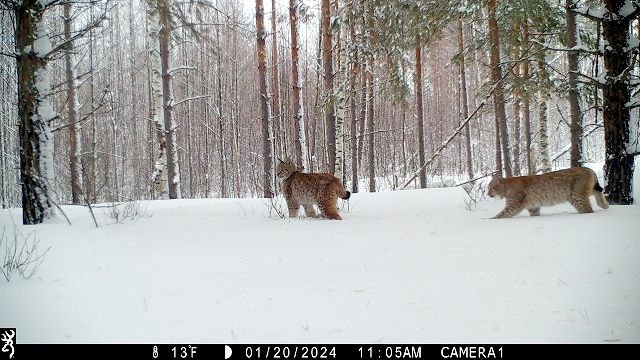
xmin=276 ymin=159 xmax=351 ymax=220
xmin=488 ymin=167 xmax=609 ymax=218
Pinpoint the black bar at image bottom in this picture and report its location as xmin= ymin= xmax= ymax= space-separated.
xmin=11 ymin=343 xmax=638 ymax=360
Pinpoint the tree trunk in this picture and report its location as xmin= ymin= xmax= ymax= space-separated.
xmin=128 ymin=0 xmax=141 ymax=199
xmin=456 ymin=16 xmax=474 ymax=181
xmin=348 ymin=0 xmax=359 ymax=193
xmin=64 ymin=2 xmax=83 ymax=205
xmin=15 ymin=0 xmax=56 ymax=224
xmin=357 ymin=65 xmax=367 ymax=182
xmin=270 ymin=0 xmax=284 ymax=160
xmin=334 ymin=12 xmax=347 ymax=183
xmin=601 ymin=0 xmax=635 ymax=204
xmin=148 ymin=2 xmax=169 ymax=200
xmin=256 ymin=0 xmax=274 ymax=198
xmin=522 ymin=20 xmax=534 ymax=174
xmin=488 ymin=0 xmax=512 ymax=177
xmin=537 ymin=53 xmax=552 ymax=173
xmin=289 ymin=0 xmax=309 ymax=170
xmin=511 ymin=21 xmax=522 ymax=176
xmin=366 ymin=61 xmax=375 ymax=193
xmin=366 ymin=3 xmax=375 ymax=193
xmin=216 ymin=9 xmax=227 ymax=198
xmin=159 ymin=0 xmax=180 ymax=199
xmin=566 ymin=0 xmax=583 ymax=167
xmin=415 ymin=39 xmax=427 ymax=189
xmin=321 ymin=0 xmax=335 ymax=174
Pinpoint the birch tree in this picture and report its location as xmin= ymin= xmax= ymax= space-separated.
xmin=13 ymin=0 xmax=56 ymax=224
xmin=289 ymin=0 xmax=308 ymax=170
xmin=148 ymin=1 xmax=169 ymax=200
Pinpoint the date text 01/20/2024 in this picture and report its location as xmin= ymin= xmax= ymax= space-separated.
xmin=240 ymin=346 xmax=502 ymax=359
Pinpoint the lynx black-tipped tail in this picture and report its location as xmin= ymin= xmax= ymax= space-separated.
xmin=341 ymin=191 xmax=351 ymax=200
xmin=594 ymin=182 xmax=604 ymax=192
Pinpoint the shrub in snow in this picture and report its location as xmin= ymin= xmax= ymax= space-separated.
xmin=0 ymin=226 xmax=50 ymax=282
xmin=106 ymin=201 xmax=147 ymax=224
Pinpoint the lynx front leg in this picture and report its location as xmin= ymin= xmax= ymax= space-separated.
xmin=286 ymin=199 xmax=300 ymax=218
xmin=527 ymin=207 xmax=540 ymax=216
xmin=493 ymin=199 xmax=525 ymax=219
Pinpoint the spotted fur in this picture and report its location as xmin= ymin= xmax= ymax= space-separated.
xmin=276 ymin=159 xmax=350 ymax=220
xmin=487 ymin=167 xmax=609 ymax=219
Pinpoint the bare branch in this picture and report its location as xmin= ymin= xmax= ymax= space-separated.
xmin=45 ymin=5 xmax=109 ymax=59
xmin=172 ymin=94 xmax=212 ymax=109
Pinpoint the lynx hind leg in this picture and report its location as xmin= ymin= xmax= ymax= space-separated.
xmin=493 ymin=199 xmax=525 ymax=219
xmin=286 ymin=198 xmax=301 ymax=218
xmin=593 ymin=190 xmax=609 ymax=209
xmin=527 ymin=207 xmax=540 ymax=216
xmin=570 ymin=195 xmax=594 ymax=214
xmin=303 ymin=204 xmax=318 ymax=218
xmin=319 ymin=198 xmax=342 ymax=220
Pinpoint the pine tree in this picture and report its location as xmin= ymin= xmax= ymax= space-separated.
xmin=256 ymin=0 xmax=275 ymax=198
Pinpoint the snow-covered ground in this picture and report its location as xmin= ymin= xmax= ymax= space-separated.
xmin=1 ymin=180 xmax=639 ymax=344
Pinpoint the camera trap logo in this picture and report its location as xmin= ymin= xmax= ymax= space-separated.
xmin=1 ymin=329 xmax=15 ymax=359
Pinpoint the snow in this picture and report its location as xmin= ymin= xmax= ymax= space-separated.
xmin=574 ymin=5 xmax=608 ymax=19
xmin=620 ymin=0 xmax=637 ymax=17
xmin=1 ymin=176 xmax=639 ymax=343
xmin=627 ymin=36 xmax=640 ymax=51
xmin=33 ymin=21 xmax=52 ymax=58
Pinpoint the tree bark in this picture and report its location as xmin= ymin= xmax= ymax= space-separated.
xmin=15 ymin=0 xmax=56 ymax=224
xmin=64 ymin=2 xmax=83 ymax=205
xmin=334 ymin=9 xmax=347 ymax=183
xmin=601 ymin=0 xmax=635 ymax=204
xmin=522 ymin=20 xmax=534 ymax=174
xmin=256 ymin=0 xmax=274 ymax=198
xmin=415 ymin=39 xmax=427 ymax=189
xmin=216 ymin=9 xmax=227 ymax=198
xmin=159 ymin=0 xmax=180 ymax=199
xmin=271 ymin=0 xmax=284 ymax=160
xmin=367 ymin=61 xmax=375 ymax=192
xmin=348 ymin=0 xmax=359 ymax=193
xmin=566 ymin=0 xmax=583 ymax=167
xmin=487 ymin=0 xmax=512 ymax=177
xmin=511 ymin=21 xmax=522 ymax=176
xmin=289 ymin=0 xmax=308 ymax=171
xmin=537 ymin=52 xmax=552 ymax=173
xmin=456 ymin=16 xmax=474 ymax=181
xmin=321 ymin=0 xmax=335 ymax=174
xmin=148 ymin=2 xmax=169 ymax=200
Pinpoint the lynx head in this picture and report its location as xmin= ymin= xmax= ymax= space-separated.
xmin=487 ymin=173 xmax=505 ymax=198
xmin=276 ymin=158 xmax=298 ymax=179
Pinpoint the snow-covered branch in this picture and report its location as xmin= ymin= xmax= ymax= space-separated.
xmin=576 ymin=72 xmax=606 ymax=88
xmin=168 ymin=66 xmax=197 ymax=75
xmin=531 ymin=39 xmax=599 ymax=56
xmin=171 ymin=94 xmax=212 ymax=109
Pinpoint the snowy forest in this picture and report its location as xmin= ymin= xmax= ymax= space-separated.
xmin=0 ymin=0 xmax=639 ymax=224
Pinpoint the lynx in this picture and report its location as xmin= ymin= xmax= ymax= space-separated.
xmin=276 ymin=159 xmax=351 ymax=220
xmin=487 ymin=167 xmax=609 ymax=218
